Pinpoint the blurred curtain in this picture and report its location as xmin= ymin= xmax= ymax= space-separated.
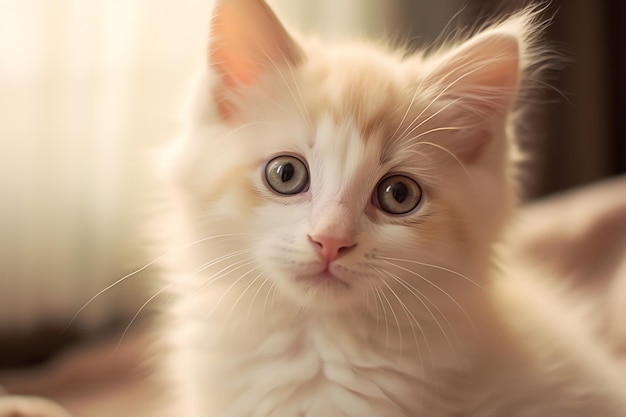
xmin=0 ymin=0 xmax=218 ymax=331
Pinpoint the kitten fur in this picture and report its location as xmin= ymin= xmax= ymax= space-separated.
xmin=156 ymin=0 xmax=626 ymax=416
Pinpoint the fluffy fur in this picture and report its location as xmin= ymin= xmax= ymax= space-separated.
xmin=156 ymin=1 xmax=626 ymax=415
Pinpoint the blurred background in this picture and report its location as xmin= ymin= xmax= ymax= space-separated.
xmin=0 ymin=0 xmax=624 ymax=368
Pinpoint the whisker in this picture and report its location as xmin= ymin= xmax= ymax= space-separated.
xmin=399 ymin=56 xmax=511 ymax=145
xmin=197 ymin=256 xmax=256 ymax=290
xmin=378 ymin=282 xmax=403 ymax=358
xmin=269 ymin=280 xmax=279 ymax=311
xmin=398 ymin=97 xmax=462 ymax=144
xmin=373 ymin=286 xmax=390 ymax=353
xmin=214 ymin=121 xmax=278 ymax=145
xmin=366 ymin=281 xmax=382 ymax=335
xmin=404 ymin=126 xmax=463 ymax=144
xmin=260 ymin=46 xmax=310 ymax=126
xmin=279 ymin=48 xmax=313 ymax=127
xmin=193 ymin=249 xmax=253 ymax=279
xmin=392 ymin=86 xmax=421 ymax=140
xmin=115 ymin=251 xmax=255 ymax=348
xmin=376 ymin=256 xmax=481 ymax=288
xmin=246 ymin=273 xmax=270 ymax=325
xmin=204 ymin=260 xmax=261 ymax=320
xmin=262 ymin=281 xmax=277 ymax=318
xmin=381 ymin=260 xmax=476 ymax=332
xmin=375 ymin=267 xmax=442 ymax=364
xmin=389 ymin=270 xmax=458 ymax=355
xmin=377 ymin=274 xmax=428 ymax=379
xmin=64 ymin=233 xmax=250 ymax=331
xmin=228 ymin=268 xmax=270 ymax=321
xmin=115 ymin=284 xmax=170 ymax=352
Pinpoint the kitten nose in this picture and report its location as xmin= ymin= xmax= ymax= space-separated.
xmin=309 ymin=202 xmax=357 ymax=264
xmin=308 ymin=234 xmax=356 ymax=264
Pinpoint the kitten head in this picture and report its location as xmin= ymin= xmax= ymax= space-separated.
xmin=164 ymin=0 xmax=545 ymax=313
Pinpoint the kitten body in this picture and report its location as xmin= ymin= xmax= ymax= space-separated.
xmin=157 ymin=1 xmax=626 ymax=415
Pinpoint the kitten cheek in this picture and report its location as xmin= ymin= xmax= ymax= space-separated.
xmin=205 ymin=170 xmax=264 ymax=214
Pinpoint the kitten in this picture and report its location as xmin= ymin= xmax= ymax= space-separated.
xmin=156 ymin=0 xmax=626 ymax=415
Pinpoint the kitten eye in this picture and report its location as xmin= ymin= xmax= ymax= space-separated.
xmin=265 ymin=155 xmax=309 ymax=195
xmin=375 ymin=175 xmax=422 ymax=215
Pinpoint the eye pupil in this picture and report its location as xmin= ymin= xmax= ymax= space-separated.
xmin=390 ymin=182 xmax=408 ymax=203
xmin=280 ymin=163 xmax=294 ymax=183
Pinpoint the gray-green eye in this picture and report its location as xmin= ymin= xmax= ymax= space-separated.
xmin=265 ymin=155 xmax=309 ymax=195
xmin=375 ymin=175 xmax=422 ymax=215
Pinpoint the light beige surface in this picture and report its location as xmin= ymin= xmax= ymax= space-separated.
xmin=1 ymin=176 xmax=625 ymax=417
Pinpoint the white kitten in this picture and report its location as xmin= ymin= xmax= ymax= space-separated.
xmin=156 ymin=1 xmax=626 ymax=415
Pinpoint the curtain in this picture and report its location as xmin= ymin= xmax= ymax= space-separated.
xmin=1 ymin=0 xmax=224 ymax=330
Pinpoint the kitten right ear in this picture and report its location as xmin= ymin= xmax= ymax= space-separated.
xmin=209 ymin=0 xmax=302 ymax=120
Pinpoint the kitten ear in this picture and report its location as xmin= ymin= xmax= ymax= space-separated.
xmin=421 ymin=12 xmax=540 ymax=162
xmin=209 ymin=0 xmax=302 ymax=119
xmin=427 ymin=27 xmax=523 ymax=115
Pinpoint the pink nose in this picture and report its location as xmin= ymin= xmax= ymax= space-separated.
xmin=308 ymin=234 xmax=356 ymax=264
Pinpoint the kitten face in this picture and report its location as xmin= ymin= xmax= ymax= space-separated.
xmin=166 ymin=0 xmax=534 ymax=313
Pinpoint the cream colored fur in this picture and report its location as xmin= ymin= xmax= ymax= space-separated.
xmin=156 ymin=1 xmax=626 ymax=416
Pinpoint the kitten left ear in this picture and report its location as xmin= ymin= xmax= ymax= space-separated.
xmin=420 ymin=13 xmax=539 ymax=162
xmin=209 ymin=0 xmax=302 ymax=120
xmin=427 ymin=28 xmax=522 ymax=115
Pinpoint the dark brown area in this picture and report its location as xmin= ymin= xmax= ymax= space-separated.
xmin=0 ymin=320 xmax=126 ymax=370
xmin=0 ymin=325 xmax=81 ymax=370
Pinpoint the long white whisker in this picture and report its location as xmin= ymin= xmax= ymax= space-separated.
xmin=378 ymin=283 xmax=403 ymax=358
xmin=404 ymin=126 xmax=463 ymax=144
xmin=65 ymin=233 xmax=250 ymax=331
xmin=380 ymin=279 xmax=418 ymax=360
xmin=376 ymin=256 xmax=481 ymax=288
xmin=260 ymin=47 xmax=310 ymax=125
xmin=204 ymin=260 xmax=261 ymax=319
xmin=366 ymin=281 xmax=382 ymax=335
xmin=192 ymin=249 xmax=252 ymax=279
xmin=246 ymin=273 xmax=270 ymax=325
xmin=375 ymin=268 xmax=441 ymax=364
xmin=385 ymin=269 xmax=459 ymax=359
xmin=381 ymin=260 xmax=476 ymax=332
xmin=197 ymin=257 xmax=256 ymax=290
xmin=269 ymin=280 xmax=279 ymax=311
xmin=399 ymin=57 xmax=506 ymax=145
xmin=377 ymin=276 xmax=428 ymax=378
xmin=374 ymin=286 xmax=390 ymax=353
xmin=279 ymin=48 xmax=313 ymax=127
xmin=115 ymin=284 xmax=170 ymax=351
xmin=116 ymin=250 xmax=255 ymax=349
xmin=418 ymin=141 xmax=476 ymax=190
xmin=398 ymin=97 xmax=462 ymax=143
xmin=378 ymin=277 xmax=424 ymax=336
xmin=228 ymin=267 xmax=269 ymax=320
xmin=392 ymin=87 xmax=421 ymax=140
xmin=214 ymin=121 xmax=278 ymax=145
xmin=262 ymin=281 xmax=277 ymax=318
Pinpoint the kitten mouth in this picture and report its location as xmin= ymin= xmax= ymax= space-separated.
xmin=295 ymin=271 xmax=350 ymax=291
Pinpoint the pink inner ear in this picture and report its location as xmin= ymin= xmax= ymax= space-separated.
xmin=428 ymin=31 xmax=521 ymax=113
xmin=208 ymin=0 xmax=301 ymax=89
